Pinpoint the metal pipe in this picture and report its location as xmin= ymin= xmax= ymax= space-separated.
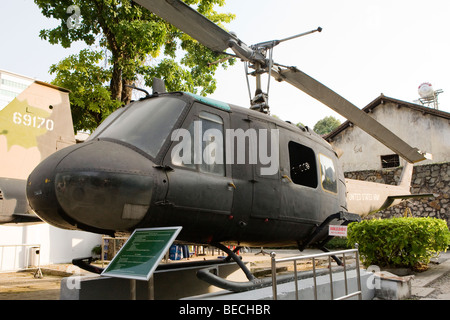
xmin=213 ymin=243 xmax=255 ymax=281
xmin=343 ymin=252 xmax=348 ymax=296
xmin=355 ymin=243 xmax=362 ymax=300
xmin=130 ymin=279 xmax=136 ymax=300
xmin=293 ymin=260 xmax=298 ymax=300
xmin=335 ymin=291 xmax=362 ymax=300
xmin=148 ymin=275 xmax=154 ymax=300
xmin=278 ymin=27 xmax=322 ymax=44
xmin=275 ymin=248 xmax=358 ymax=263
xmin=328 ymin=255 xmax=333 ymax=300
xmin=312 ymin=257 xmax=317 ymax=300
xmin=271 ymin=252 xmax=277 ymax=300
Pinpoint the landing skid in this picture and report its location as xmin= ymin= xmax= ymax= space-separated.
xmin=298 ymin=211 xmax=361 ymax=266
xmin=197 ymin=243 xmax=292 ymax=292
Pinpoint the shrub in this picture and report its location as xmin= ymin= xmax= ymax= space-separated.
xmin=347 ymin=217 xmax=450 ymax=269
xmin=325 ymin=237 xmax=352 ymax=250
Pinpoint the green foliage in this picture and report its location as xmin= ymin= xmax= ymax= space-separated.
xmin=325 ymin=237 xmax=352 ymax=250
xmin=50 ymin=49 xmax=122 ymax=132
xmin=348 ymin=218 xmax=450 ymax=269
xmin=34 ymin=0 xmax=235 ymax=131
xmin=313 ymin=116 xmax=341 ymax=135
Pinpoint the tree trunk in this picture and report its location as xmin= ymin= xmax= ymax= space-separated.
xmin=110 ymin=63 xmax=122 ymax=101
xmin=121 ymin=79 xmax=133 ymax=105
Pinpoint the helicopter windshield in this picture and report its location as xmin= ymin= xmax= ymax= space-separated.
xmin=89 ymin=97 xmax=186 ymax=158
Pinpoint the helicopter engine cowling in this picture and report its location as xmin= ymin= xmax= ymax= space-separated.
xmin=26 ymin=140 xmax=157 ymax=235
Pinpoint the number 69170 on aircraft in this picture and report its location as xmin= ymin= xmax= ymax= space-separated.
xmin=26 ymin=0 xmax=433 ymax=289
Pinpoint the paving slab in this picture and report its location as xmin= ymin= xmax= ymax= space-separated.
xmin=412 ymin=259 xmax=450 ymax=288
xmin=410 ymin=252 xmax=450 ymax=299
xmin=411 ymin=287 xmax=435 ymax=298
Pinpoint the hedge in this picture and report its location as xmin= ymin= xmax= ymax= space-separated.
xmin=347 ymin=217 xmax=450 ymax=269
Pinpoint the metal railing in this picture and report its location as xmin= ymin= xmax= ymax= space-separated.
xmin=271 ymin=245 xmax=362 ymax=300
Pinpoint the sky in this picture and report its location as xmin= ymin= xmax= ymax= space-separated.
xmin=1 ymin=0 xmax=449 ymax=128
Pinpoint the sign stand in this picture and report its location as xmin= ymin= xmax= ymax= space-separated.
xmin=130 ymin=276 xmax=154 ymax=300
xmin=101 ymin=227 xmax=182 ymax=300
xmin=130 ymin=279 xmax=136 ymax=300
xmin=147 ymin=275 xmax=154 ymax=300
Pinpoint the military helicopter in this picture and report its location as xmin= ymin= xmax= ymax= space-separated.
xmin=26 ymin=0 xmax=431 ymax=290
xmin=0 ymin=79 xmax=75 ymax=224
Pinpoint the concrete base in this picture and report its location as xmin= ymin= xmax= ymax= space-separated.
xmin=61 ymin=262 xmax=245 ymax=300
xmin=373 ymin=272 xmax=414 ymax=300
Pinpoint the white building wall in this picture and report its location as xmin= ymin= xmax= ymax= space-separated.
xmin=331 ymin=102 xmax=450 ymax=172
xmin=0 ymin=224 xmax=101 ymax=271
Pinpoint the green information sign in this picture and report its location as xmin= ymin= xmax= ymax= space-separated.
xmin=101 ymin=227 xmax=182 ymax=281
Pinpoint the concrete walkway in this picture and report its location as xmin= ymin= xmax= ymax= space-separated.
xmin=411 ymin=251 xmax=450 ymax=300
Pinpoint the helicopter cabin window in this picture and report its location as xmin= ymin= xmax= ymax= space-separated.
xmin=319 ymin=154 xmax=337 ymax=193
xmin=172 ymin=111 xmax=225 ymax=176
xmin=288 ymin=141 xmax=317 ymax=188
xmin=381 ymin=154 xmax=400 ymax=168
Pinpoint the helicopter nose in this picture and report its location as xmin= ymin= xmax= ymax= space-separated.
xmin=27 ymin=140 xmax=155 ymax=234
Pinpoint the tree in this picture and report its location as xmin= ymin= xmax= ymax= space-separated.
xmin=49 ymin=49 xmax=122 ymax=132
xmin=313 ymin=116 xmax=341 ymax=135
xmin=35 ymin=0 xmax=235 ymax=131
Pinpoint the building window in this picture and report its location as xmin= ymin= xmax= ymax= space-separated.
xmin=288 ymin=141 xmax=317 ymax=188
xmin=1 ymin=79 xmax=29 ymax=90
xmin=381 ymin=154 xmax=400 ymax=168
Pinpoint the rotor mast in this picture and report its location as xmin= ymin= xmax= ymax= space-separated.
xmin=244 ymin=27 xmax=323 ymax=114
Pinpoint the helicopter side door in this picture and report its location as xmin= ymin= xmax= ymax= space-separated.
xmin=163 ymin=103 xmax=234 ymax=216
xmin=317 ymin=152 xmax=345 ymax=219
xmin=279 ymin=134 xmax=321 ymax=224
xmin=248 ymin=117 xmax=281 ymax=220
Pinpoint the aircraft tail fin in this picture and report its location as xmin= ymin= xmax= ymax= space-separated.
xmin=0 ymin=80 xmax=75 ymax=223
xmin=0 ymin=81 xmax=75 ymax=180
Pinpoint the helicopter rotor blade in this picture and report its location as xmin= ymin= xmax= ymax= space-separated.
xmin=134 ymin=0 xmax=258 ymax=61
xmin=272 ymin=66 xmax=427 ymax=164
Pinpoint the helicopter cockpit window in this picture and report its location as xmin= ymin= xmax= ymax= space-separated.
xmin=288 ymin=141 xmax=317 ymax=188
xmin=171 ymin=110 xmax=225 ymax=176
xmin=92 ymin=97 xmax=186 ymax=158
xmin=87 ymin=106 xmax=127 ymax=141
xmin=319 ymin=154 xmax=337 ymax=193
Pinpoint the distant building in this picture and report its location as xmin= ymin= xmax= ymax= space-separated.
xmin=325 ymin=95 xmax=450 ymax=221
xmin=0 ymin=69 xmax=35 ymax=110
xmin=325 ymin=94 xmax=450 ymax=172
